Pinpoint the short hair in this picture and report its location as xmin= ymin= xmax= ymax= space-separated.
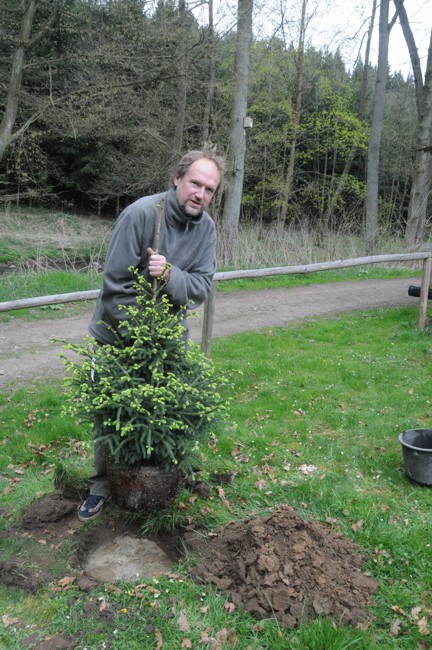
xmin=173 ymin=149 xmax=226 ymax=191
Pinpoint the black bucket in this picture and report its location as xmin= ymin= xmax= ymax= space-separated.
xmin=399 ymin=429 xmax=432 ymax=486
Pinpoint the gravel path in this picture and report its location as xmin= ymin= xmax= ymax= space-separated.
xmin=0 ymin=277 xmax=421 ymax=389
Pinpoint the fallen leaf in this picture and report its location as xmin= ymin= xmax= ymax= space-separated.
xmin=200 ymin=631 xmax=220 ymax=649
xmin=352 ymin=520 xmax=363 ymax=532
xmin=155 ymin=629 xmax=163 ymax=650
xmin=411 ymin=606 xmax=422 ymax=620
xmin=216 ymin=628 xmax=237 ymax=647
xmin=224 ymin=602 xmax=236 ymax=613
xmin=99 ymin=599 xmax=107 ymax=612
xmin=418 ymin=617 xmax=430 ymax=636
xmin=298 ymin=464 xmax=318 ymax=475
xmin=200 ymin=606 xmax=209 ymax=613
xmin=2 ymin=615 xmax=19 ymax=628
xmin=391 ymin=605 xmax=408 ymax=618
xmin=216 ymin=486 xmax=231 ymax=511
xmin=58 ymin=576 xmax=75 ymax=588
xmin=325 ymin=517 xmax=337 ymax=527
xmin=409 ymin=388 xmax=414 ymax=395
xmin=182 ymin=639 xmax=193 ymax=649
xmin=390 ymin=618 xmax=401 ymax=636
xmin=178 ymin=609 xmax=190 ymax=632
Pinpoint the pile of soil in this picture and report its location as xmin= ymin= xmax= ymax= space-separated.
xmin=187 ymin=504 xmax=378 ymax=630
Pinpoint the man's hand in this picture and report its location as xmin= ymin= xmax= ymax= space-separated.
xmin=147 ymin=247 xmax=171 ymax=280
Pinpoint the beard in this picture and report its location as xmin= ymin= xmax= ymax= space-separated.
xmin=179 ymin=198 xmax=204 ymax=218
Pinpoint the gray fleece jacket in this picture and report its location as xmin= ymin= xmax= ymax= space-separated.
xmin=89 ymin=187 xmax=217 ymax=344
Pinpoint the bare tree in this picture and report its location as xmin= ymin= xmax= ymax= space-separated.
xmin=202 ymin=0 xmax=216 ymax=145
xmin=278 ymin=0 xmax=308 ymax=229
xmin=0 ymin=0 xmax=61 ymax=163
xmin=173 ymin=0 xmax=188 ymax=154
xmin=322 ymin=0 xmax=377 ymax=229
xmin=365 ymin=0 xmax=393 ymax=255
xmin=221 ymin=0 xmax=253 ymax=265
xmin=393 ymin=0 xmax=432 ymax=248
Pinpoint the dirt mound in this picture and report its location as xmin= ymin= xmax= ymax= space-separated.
xmin=187 ymin=504 xmax=378 ymax=630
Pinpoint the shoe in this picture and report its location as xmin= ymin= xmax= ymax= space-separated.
xmin=78 ymin=494 xmax=106 ymax=521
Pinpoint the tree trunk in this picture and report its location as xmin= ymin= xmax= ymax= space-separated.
xmin=202 ymin=0 xmax=215 ymax=145
xmin=323 ymin=0 xmax=377 ymax=228
xmin=221 ymin=0 xmax=253 ymax=265
xmin=173 ymin=0 xmax=188 ymax=154
xmin=394 ymin=0 xmax=432 ymax=248
xmin=365 ymin=0 xmax=390 ymax=255
xmin=0 ymin=1 xmax=37 ymax=162
xmin=278 ymin=0 xmax=307 ymax=229
xmin=0 ymin=0 xmax=60 ymax=163
xmin=405 ymin=66 xmax=432 ymax=246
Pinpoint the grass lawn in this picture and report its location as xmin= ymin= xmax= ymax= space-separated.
xmin=1 ymin=304 xmax=431 ymax=648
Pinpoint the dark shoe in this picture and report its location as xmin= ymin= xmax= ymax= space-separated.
xmin=78 ymin=494 xmax=107 ymax=521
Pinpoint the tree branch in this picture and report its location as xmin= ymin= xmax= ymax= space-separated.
xmin=393 ymin=0 xmax=424 ymax=115
xmin=27 ymin=0 xmax=61 ymax=51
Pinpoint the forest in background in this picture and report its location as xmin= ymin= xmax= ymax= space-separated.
xmin=0 ymin=0 xmax=430 ymax=262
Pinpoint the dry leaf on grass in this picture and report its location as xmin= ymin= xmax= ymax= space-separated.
xmin=418 ymin=617 xmax=430 ymax=636
xmin=177 ymin=610 xmax=190 ymax=632
xmin=216 ymin=486 xmax=231 ymax=510
xmin=390 ymin=618 xmax=401 ymax=636
xmin=391 ymin=605 xmax=408 ymax=618
xmin=58 ymin=576 xmax=75 ymax=588
xmin=298 ymin=464 xmax=318 ymax=475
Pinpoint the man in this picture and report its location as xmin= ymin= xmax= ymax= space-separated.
xmin=78 ymin=148 xmax=225 ymax=521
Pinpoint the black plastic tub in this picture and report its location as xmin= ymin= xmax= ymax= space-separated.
xmin=399 ymin=429 xmax=432 ymax=486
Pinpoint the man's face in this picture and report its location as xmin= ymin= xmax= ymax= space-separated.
xmin=174 ymin=158 xmax=220 ymax=218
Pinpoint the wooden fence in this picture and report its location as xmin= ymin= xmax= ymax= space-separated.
xmin=1 ymin=253 xmax=431 ymax=357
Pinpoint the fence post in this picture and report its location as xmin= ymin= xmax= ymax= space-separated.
xmin=418 ymin=254 xmax=431 ymax=328
xmin=200 ymin=279 xmax=218 ymax=358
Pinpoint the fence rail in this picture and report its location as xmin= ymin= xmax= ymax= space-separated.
xmin=1 ymin=253 xmax=431 ymax=356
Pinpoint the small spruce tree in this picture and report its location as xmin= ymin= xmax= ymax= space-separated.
xmin=59 ymin=269 xmax=230 ymax=473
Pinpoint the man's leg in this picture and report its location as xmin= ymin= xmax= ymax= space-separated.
xmin=88 ymin=442 xmax=110 ymax=498
xmin=78 ymin=440 xmax=110 ymax=520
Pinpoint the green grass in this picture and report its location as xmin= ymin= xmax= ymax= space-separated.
xmin=1 ymin=305 xmax=432 ymax=647
xmin=217 ymin=265 xmax=420 ymax=292
xmin=0 ymin=269 xmax=102 ymax=302
xmin=0 ymin=207 xmax=113 ymax=265
xmin=0 ymin=270 xmax=102 ymax=321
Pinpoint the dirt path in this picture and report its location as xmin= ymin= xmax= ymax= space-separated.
xmin=0 ymin=277 xmax=420 ymax=389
